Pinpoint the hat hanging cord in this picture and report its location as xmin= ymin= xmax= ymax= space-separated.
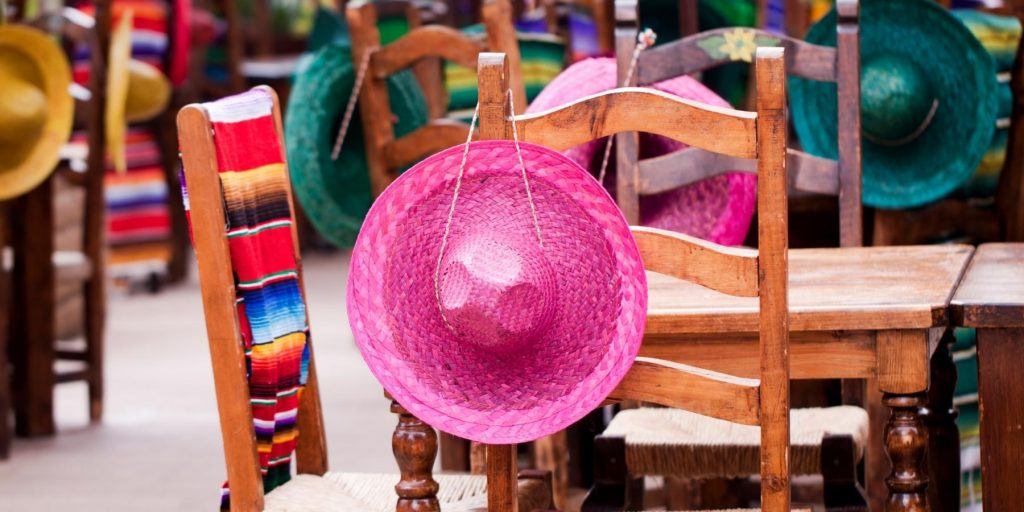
xmin=433 ymin=89 xmax=543 ymax=324
xmin=330 ymin=47 xmax=376 ymax=161
xmin=595 ymin=29 xmax=657 ymax=185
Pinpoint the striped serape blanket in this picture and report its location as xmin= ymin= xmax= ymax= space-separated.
xmin=182 ymin=89 xmax=310 ymax=509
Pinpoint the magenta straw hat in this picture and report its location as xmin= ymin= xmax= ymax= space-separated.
xmin=347 ymin=139 xmax=647 ymax=444
xmin=527 ymin=57 xmax=756 ymax=246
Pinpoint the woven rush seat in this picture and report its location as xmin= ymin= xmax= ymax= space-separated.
xmin=604 ymin=406 xmax=868 ymax=478
xmin=264 ymin=473 xmax=490 ymax=512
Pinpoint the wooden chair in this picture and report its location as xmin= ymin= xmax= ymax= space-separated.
xmin=346 ymin=0 xmax=526 ymax=197
xmin=563 ymin=2 xmax=869 ymax=509
xmin=178 ymin=85 xmax=555 ymax=512
xmin=7 ymin=1 xmax=111 ymax=439
xmin=477 ymin=45 xmax=793 ymax=510
xmin=616 ymin=0 xmax=863 ymax=248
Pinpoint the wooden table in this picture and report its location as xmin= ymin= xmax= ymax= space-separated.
xmin=951 ymin=243 xmax=1024 ymax=511
xmin=643 ymin=244 xmax=974 ymax=511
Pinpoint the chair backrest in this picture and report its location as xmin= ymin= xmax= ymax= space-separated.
xmin=177 ymin=87 xmax=329 ymax=511
xmin=616 ymin=0 xmax=862 ymax=247
xmin=477 ymin=49 xmax=791 ymax=510
xmin=347 ymin=0 xmax=526 ymax=197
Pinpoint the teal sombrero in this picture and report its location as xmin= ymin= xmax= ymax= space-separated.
xmin=285 ymin=41 xmax=428 ymax=247
xmin=790 ymin=0 xmax=998 ymax=209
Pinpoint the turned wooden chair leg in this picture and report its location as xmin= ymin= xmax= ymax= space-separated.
xmin=822 ymin=434 xmax=868 ymax=511
xmin=883 ymin=393 xmax=929 ymax=512
xmin=390 ymin=397 xmax=441 ymax=512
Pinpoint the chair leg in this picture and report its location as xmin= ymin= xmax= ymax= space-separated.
xmin=581 ymin=435 xmax=641 ymax=512
xmin=822 ymin=434 xmax=868 ymax=512
xmin=84 ymin=275 xmax=104 ymax=422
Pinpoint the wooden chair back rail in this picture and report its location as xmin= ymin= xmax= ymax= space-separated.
xmin=383 ymin=120 xmax=475 ymax=169
xmin=476 ymin=47 xmax=791 ymax=511
xmin=632 ymin=227 xmax=759 ymax=297
xmin=638 ymin=147 xmax=839 ymax=196
xmin=608 ymin=357 xmax=761 ymax=425
xmin=177 ymin=87 xmax=329 ymax=511
xmin=513 ymin=88 xmax=758 ymax=157
xmin=371 ymin=25 xmax=485 ymax=75
xmin=617 ymin=0 xmax=862 ymax=247
xmin=347 ymin=0 xmax=525 ymax=196
xmin=636 ymin=29 xmax=836 ymax=83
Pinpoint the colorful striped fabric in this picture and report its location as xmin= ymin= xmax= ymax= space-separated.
xmin=444 ymin=22 xmax=566 ymax=113
xmin=183 ymin=89 xmax=310 ymax=509
xmin=73 ymin=0 xmax=173 ymax=84
xmin=951 ymin=327 xmax=982 ymax=512
xmin=953 ymin=9 xmax=1021 ymax=200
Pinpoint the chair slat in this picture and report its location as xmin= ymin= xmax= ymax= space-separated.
xmin=372 ymin=25 xmax=485 ymax=76
xmin=637 ymin=29 xmax=837 ymax=84
xmin=637 ymin=147 xmax=838 ymax=196
xmin=608 ymin=357 xmax=761 ymax=425
xmin=516 ymin=88 xmax=758 ymax=158
xmin=631 ymin=226 xmax=759 ymax=297
xmin=383 ymin=120 xmax=472 ymax=170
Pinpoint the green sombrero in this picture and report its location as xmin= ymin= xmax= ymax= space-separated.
xmin=285 ymin=41 xmax=427 ymax=247
xmin=790 ymin=0 xmax=998 ymax=209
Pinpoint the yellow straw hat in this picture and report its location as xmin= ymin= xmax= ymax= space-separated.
xmin=0 ymin=24 xmax=73 ymax=200
xmin=106 ymin=10 xmax=171 ymax=173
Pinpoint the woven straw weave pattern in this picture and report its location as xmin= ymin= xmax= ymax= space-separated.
xmin=526 ymin=57 xmax=756 ymax=246
xmin=605 ymin=406 xmax=869 ymax=478
xmin=264 ymin=473 xmax=489 ymax=511
xmin=348 ymin=141 xmax=647 ymax=444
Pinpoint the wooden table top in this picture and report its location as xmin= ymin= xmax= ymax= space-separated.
xmin=646 ymin=244 xmax=974 ymax=334
xmin=952 ymin=243 xmax=1024 ymax=328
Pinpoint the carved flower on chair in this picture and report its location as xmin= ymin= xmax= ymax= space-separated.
xmin=696 ymin=29 xmax=780 ymax=63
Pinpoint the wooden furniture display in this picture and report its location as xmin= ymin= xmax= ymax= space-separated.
xmin=950 ymin=243 xmax=1024 ymax=511
xmin=347 ymin=0 xmax=525 ymax=197
xmin=8 ymin=0 xmax=111 ymax=438
xmin=616 ymin=0 xmax=863 ymax=247
xmin=178 ymin=86 xmax=554 ymax=512
xmin=478 ymin=44 xmax=794 ymax=510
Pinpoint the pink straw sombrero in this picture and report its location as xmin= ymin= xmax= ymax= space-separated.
xmin=347 ymin=140 xmax=647 ymax=444
xmin=527 ymin=57 xmax=756 ymax=246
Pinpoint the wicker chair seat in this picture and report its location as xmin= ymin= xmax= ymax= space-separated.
xmin=264 ymin=472 xmax=489 ymax=511
xmin=604 ymin=406 xmax=868 ymax=478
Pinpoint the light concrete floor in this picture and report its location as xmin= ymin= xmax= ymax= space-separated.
xmin=0 ymin=251 xmax=402 ymax=510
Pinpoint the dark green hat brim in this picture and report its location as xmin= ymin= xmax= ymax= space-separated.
xmin=790 ymin=0 xmax=998 ymax=209
xmin=285 ymin=42 xmax=428 ymax=247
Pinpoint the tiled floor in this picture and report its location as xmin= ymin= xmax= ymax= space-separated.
xmin=0 ymin=251 xmax=402 ymax=510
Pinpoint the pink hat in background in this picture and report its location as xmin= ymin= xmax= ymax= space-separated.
xmin=526 ymin=57 xmax=756 ymax=246
xmin=347 ymin=140 xmax=648 ymax=444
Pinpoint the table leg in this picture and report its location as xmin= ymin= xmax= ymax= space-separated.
xmin=921 ymin=334 xmax=959 ymax=512
xmin=977 ymin=328 xmax=1024 ymax=510
xmin=883 ymin=392 xmax=928 ymax=512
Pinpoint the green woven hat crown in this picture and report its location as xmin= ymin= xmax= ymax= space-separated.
xmin=790 ymin=0 xmax=998 ymax=209
xmin=285 ymin=41 xmax=428 ymax=247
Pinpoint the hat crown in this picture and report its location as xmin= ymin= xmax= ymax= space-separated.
xmin=860 ymin=54 xmax=936 ymax=143
xmin=437 ymin=231 xmax=558 ymax=354
xmin=0 ymin=74 xmax=46 ymax=146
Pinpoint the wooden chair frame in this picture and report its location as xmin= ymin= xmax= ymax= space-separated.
xmin=178 ymin=87 xmax=330 ymax=511
xmin=179 ymin=87 xmax=555 ymax=512
xmin=346 ymin=0 xmax=526 ymax=197
xmin=477 ymin=47 xmax=791 ymax=510
xmin=614 ymin=0 xmax=862 ymax=247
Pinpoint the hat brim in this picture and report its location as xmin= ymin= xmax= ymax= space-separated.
xmin=790 ymin=0 xmax=998 ymax=209
xmin=106 ymin=12 xmax=133 ymax=174
xmin=526 ymin=57 xmax=756 ymax=245
xmin=0 ymin=26 xmax=73 ymax=200
xmin=285 ymin=42 xmax=428 ymax=248
xmin=347 ymin=141 xmax=647 ymax=444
